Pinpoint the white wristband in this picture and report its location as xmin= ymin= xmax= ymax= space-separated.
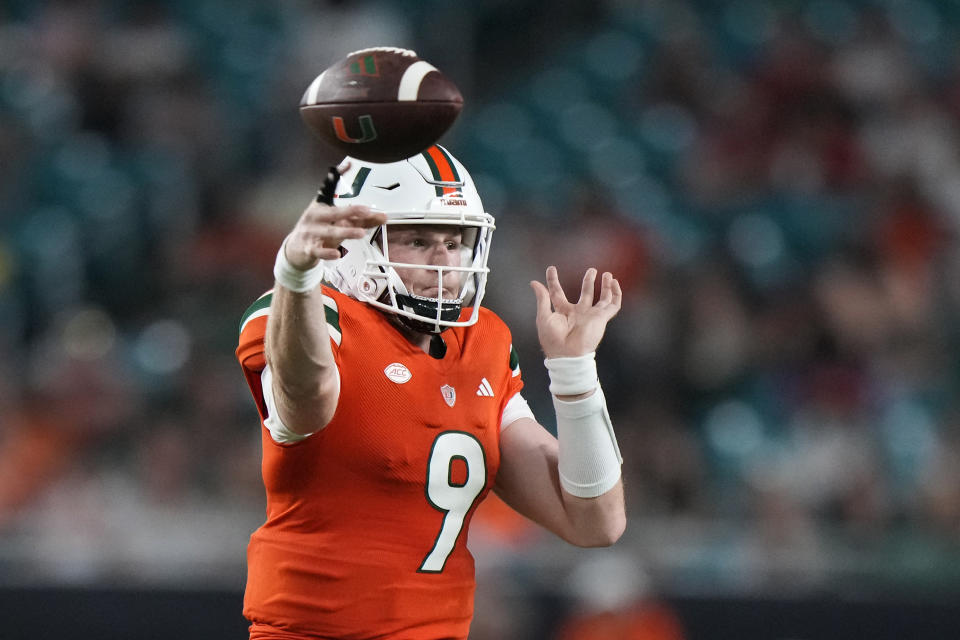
xmin=544 ymin=352 xmax=598 ymax=396
xmin=555 ymin=386 xmax=623 ymax=498
xmin=273 ymin=238 xmax=326 ymax=293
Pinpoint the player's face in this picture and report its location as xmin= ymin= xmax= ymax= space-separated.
xmin=386 ymin=225 xmax=468 ymax=299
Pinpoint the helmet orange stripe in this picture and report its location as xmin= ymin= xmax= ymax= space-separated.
xmin=424 ymin=145 xmax=460 ymax=195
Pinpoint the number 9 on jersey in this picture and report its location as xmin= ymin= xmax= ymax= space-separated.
xmin=419 ymin=431 xmax=487 ymax=573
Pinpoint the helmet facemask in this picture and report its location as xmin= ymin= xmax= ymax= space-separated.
xmin=372 ymin=219 xmax=493 ymax=334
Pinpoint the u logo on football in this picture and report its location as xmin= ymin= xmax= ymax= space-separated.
xmin=332 ymin=115 xmax=377 ymax=143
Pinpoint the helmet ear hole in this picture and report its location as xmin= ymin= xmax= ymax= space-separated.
xmin=360 ymin=278 xmax=376 ymax=294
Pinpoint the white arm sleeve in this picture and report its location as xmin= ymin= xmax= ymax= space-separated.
xmin=543 ymin=353 xmax=623 ymax=498
xmin=260 ymin=364 xmax=320 ymax=444
xmin=554 ymin=386 xmax=623 ymax=498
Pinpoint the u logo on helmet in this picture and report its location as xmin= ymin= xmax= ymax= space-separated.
xmin=332 ymin=115 xmax=377 ymax=143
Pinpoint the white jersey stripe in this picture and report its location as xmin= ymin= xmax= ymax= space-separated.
xmin=500 ymin=393 xmax=535 ymax=431
xmin=240 ymin=307 xmax=270 ymax=335
xmin=397 ymin=61 xmax=437 ymax=101
xmin=327 ymin=323 xmax=342 ymax=347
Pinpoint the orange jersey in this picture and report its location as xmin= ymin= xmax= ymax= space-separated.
xmin=236 ymin=286 xmax=525 ymax=640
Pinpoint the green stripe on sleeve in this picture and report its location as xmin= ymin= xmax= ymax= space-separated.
xmin=323 ymin=299 xmax=341 ymax=337
xmin=239 ymin=292 xmax=273 ymax=335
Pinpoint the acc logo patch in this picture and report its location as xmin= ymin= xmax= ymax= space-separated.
xmin=384 ymin=362 xmax=412 ymax=384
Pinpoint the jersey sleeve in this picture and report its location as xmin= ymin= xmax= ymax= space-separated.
xmin=501 ymin=341 xmax=533 ymax=429
xmin=260 ymin=364 xmax=318 ymax=443
xmin=506 ymin=341 xmax=523 ymax=394
xmin=236 ymin=287 xmax=344 ymax=421
xmin=237 ymin=290 xmax=274 ymax=419
xmin=481 ymin=306 xmax=527 ymax=429
xmin=501 ymin=392 xmax=535 ymax=429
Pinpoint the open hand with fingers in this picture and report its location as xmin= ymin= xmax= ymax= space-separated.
xmin=284 ymin=201 xmax=387 ymax=270
xmin=530 ymin=266 xmax=622 ymax=359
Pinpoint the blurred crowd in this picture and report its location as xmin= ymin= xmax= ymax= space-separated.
xmin=3 ymin=0 xmax=960 ymax=636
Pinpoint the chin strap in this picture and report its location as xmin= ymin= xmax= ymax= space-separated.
xmin=395 ymin=292 xmax=462 ymax=334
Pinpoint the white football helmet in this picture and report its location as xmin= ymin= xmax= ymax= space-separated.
xmin=324 ymin=145 xmax=496 ymax=334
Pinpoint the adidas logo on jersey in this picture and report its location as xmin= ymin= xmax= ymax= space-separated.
xmin=476 ymin=378 xmax=494 ymax=397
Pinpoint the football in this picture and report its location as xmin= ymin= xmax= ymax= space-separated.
xmin=300 ymin=47 xmax=463 ymax=163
